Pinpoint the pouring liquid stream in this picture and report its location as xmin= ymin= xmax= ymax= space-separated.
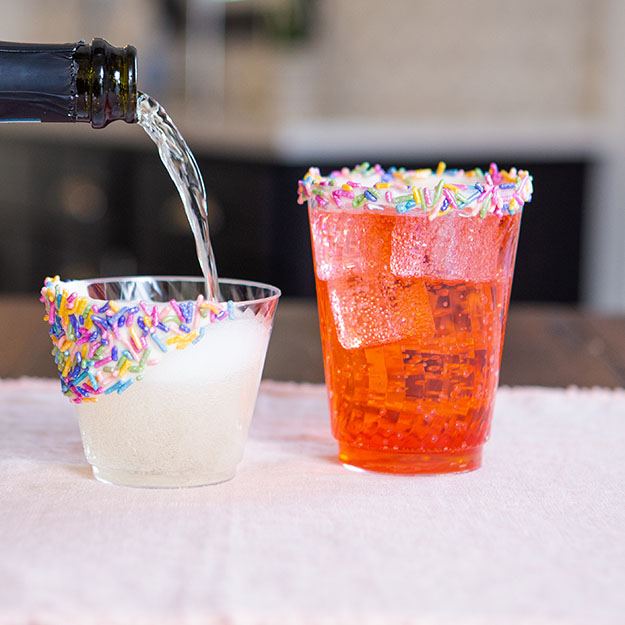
xmin=137 ymin=92 xmax=220 ymax=301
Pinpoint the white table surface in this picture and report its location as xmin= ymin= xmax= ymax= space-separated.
xmin=0 ymin=378 xmax=623 ymax=625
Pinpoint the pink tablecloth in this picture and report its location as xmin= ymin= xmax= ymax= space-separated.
xmin=0 ymin=378 xmax=624 ymax=625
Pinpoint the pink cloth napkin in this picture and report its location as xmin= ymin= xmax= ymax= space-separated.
xmin=0 ymin=378 xmax=624 ymax=625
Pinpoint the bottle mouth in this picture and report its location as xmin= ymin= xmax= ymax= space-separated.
xmin=298 ymin=162 xmax=533 ymax=219
xmin=123 ymin=43 xmax=138 ymax=124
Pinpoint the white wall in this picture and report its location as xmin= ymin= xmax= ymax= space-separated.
xmin=313 ymin=0 xmax=604 ymax=122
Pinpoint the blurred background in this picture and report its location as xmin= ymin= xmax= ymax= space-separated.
xmin=1 ymin=0 xmax=624 ymax=310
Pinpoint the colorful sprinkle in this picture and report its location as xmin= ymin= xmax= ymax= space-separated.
xmin=297 ymin=163 xmax=533 ymax=218
xmin=151 ymin=333 xmax=167 ymax=353
xmin=41 ymin=277 xmax=241 ymax=404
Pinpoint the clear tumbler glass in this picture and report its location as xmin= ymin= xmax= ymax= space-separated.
xmin=41 ymin=276 xmax=280 ymax=487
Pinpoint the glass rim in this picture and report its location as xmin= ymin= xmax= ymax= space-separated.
xmin=298 ymin=162 xmax=532 ymax=218
xmin=59 ymin=275 xmax=281 ymax=306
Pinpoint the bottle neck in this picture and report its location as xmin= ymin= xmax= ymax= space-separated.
xmin=0 ymin=38 xmax=137 ymax=127
xmin=75 ymin=38 xmax=137 ymax=128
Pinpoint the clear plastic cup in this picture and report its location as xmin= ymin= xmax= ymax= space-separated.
xmin=40 ymin=276 xmax=280 ymax=488
xmin=300 ymin=163 xmax=532 ymax=474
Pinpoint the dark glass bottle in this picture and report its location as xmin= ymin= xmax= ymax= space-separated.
xmin=0 ymin=38 xmax=137 ymax=128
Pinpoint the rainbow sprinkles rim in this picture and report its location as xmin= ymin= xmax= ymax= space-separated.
xmin=40 ymin=276 xmax=278 ymax=404
xmin=298 ymin=162 xmax=533 ymax=219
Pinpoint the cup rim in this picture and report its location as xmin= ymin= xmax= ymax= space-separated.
xmin=297 ymin=162 xmax=532 ymax=218
xmin=59 ymin=275 xmax=282 ymax=306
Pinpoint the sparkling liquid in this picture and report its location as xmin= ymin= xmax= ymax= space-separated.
xmin=310 ymin=208 xmax=521 ymax=473
xmin=137 ymin=93 xmax=220 ymax=300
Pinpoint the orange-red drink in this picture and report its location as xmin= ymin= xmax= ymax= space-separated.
xmin=299 ymin=163 xmax=532 ymax=474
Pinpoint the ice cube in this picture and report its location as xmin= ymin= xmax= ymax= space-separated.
xmin=391 ymin=214 xmax=515 ymax=282
xmin=310 ymin=210 xmax=392 ymax=281
xmin=390 ymin=216 xmax=430 ymax=278
xmin=328 ymin=273 xmax=435 ymax=349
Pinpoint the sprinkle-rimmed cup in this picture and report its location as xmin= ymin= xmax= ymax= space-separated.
xmin=40 ymin=276 xmax=280 ymax=488
xmin=300 ymin=162 xmax=531 ymax=474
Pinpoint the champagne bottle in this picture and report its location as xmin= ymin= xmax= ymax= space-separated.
xmin=0 ymin=38 xmax=137 ymax=128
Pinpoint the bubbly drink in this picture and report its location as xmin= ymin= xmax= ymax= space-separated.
xmin=299 ymin=163 xmax=532 ymax=474
xmin=78 ymin=313 xmax=272 ymax=487
xmin=137 ymin=94 xmax=219 ymax=300
xmin=41 ymin=276 xmax=279 ymax=487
